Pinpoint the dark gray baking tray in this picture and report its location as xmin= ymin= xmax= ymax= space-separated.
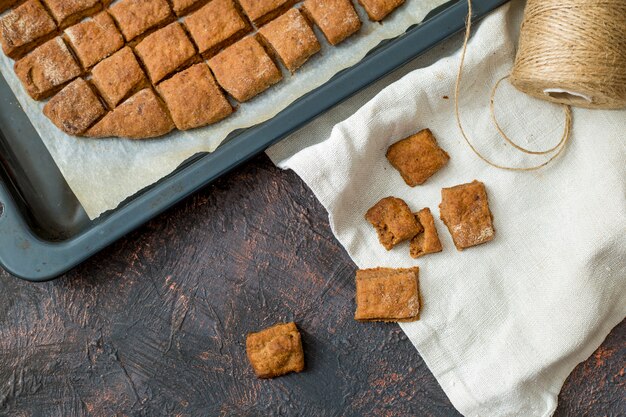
xmin=0 ymin=0 xmax=508 ymax=281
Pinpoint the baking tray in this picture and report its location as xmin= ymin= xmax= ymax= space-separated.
xmin=0 ymin=0 xmax=508 ymax=281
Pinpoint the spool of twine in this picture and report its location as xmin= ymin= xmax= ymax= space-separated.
xmin=511 ymin=0 xmax=626 ymax=109
xmin=455 ymin=0 xmax=626 ymax=171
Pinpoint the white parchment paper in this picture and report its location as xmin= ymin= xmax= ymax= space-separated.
xmin=0 ymin=0 xmax=445 ymax=219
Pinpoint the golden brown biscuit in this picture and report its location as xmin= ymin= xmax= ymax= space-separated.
xmin=134 ymin=22 xmax=197 ymax=84
xmin=246 ymin=322 xmax=305 ymax=379
xmin=64 ymin=12 xmax=124 ymax=68
xmin=43 ymin=78 xmax=106 ymax=135
xmin=439 ymin=180 xmax=495 ymax=250
xmin=357 ymin=0 xmax=404 ymax=21
xmin=0 ymin=0 xmax=57 ymax=59
xmin=157 ymin=63 xmax=233 ymax=130
xmin=183 ymin=0 xmax=251 ymax=58
xmin=365 ymin=196 xmax=422 ymax=250
xmin=170 ymin=0 xmax=207 ymax=16
xmin=258 ymin=8 xmax=320 ymax=73
xmin=355 ymin=267 xmax=420 ymax=322
xmin=108 ymin=0 xmax=173 ymax=42
xmin=386 ymin=129 xmax=450 ymax=187
xmin=208 ymin=36 xmax=282 ymax=102
xmin=301 ymin=0 xmax=361 ymax=45
xmin=237 ymin=0 xmax=296 ymax=26
xmin=91 ymin=46 xmax=149 ymax=108
xmin=42 ymin=0 xmax=102 ymax=28
xmin=410 ymin=208 xmax=443 ymax=258
xmin=85 ymin=88 xmax=175 ymax=139
xmin=14 ymin=37 xmax=82 ymax=100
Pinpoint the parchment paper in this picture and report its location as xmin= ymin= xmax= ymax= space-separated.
xmin=0 ymin=0 xmax=446 ymax=219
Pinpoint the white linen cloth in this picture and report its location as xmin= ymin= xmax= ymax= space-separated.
xmin=267 ymin=1 xmax=626 ymax=415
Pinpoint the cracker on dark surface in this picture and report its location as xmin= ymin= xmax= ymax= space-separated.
xmin=439 ymin=180 xmax=495 ymax=250
xmin=355 ymin=267 xmax=420 ymax=322
xmin=365 ymin=196 xmax=422 ymax=250
xmin=386 ymin=128 xmax=450 ymax=187
xmin=246 ymin=322 xmax=305 ymax=379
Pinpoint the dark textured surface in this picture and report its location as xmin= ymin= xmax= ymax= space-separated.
xmin=0 ymin=155 xmax=624 ymax=416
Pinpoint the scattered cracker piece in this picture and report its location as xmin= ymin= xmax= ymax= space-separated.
xmin=42 ymin=0 xmax=102 ymax=28
xmin=410 ymin=208 xmax=442 ymax=258
xmin=183 ymin=0 xmax=251 ymax=58
xmin=357 ymin=0 xmax=404 ymax=21
xmin=170 ymin=0 xmax=207 ymax=16
xmin=85 ymin=88 xmax=175 ymax=139
xmin=64 ymin=12 xmax=124 ymax=68
xmin=246 ymin=322 xmax=305 ymax=379
xmin=0 ymin=0 xmax=57 ymax=59
xmin=355 ymin=267 xmax=420 ymax=322
xmin=365 ymin=197 xmax=422 ymax=250
xmin=134 ymin=22 xmax=197 ymax=84
xmin=91 ymin=46 xmax=149 ymax=108
xmin=439 ymin=180 xmax=495 ymax=250
xmin=386 ymin=129 xmax=450 ymax=186
xmin=208 ymin=36 xmax=282 ymax=102
xmin=108 ymin=0 xmax=173 ymax=42
xmin=158 ymin=63 xmax=233 ymax=130
xmin=301 ymin=0 xmax=361 ymax=45
xmin=258 ymin=8 xmax=320 ymax=73
xmin=237 ymin=0 xmax=296 ymax=26
xmin=43 ymin=78 xmax=105 ymax=135
xmin=14 ymin=37 xmax=82 ymax=100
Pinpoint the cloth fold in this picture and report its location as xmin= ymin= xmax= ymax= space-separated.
xmin=267 ymin=1 xmax=626 ymax=416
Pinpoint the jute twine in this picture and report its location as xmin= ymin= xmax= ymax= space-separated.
xmin=455 ymin=0 xmax=626 ymax=171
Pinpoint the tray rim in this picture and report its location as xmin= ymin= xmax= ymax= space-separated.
xmin=0 ymin=0 xmax=509 ymax=281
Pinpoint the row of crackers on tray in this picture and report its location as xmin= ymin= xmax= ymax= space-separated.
xmin=247 ymin=129 xmax=496 ymax=379
xmin=0 ymin=0 xmax=405 ymax=138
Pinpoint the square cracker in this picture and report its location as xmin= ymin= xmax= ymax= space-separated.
xmin=158 ymin=63 xmax=233 ymax=130
xmin=208 ymin=36 xmax=282 ymax=102
xmin=64 ymin=12 xmax=124 ymax=68
xmin=183 ymin=0 xmax=251 ymax=58
xmin=355 ymin=267 xmax=420 ymax=322
xmin=42 ymin=0 xmax=102 ymax=28
xmin=386 ymin=128 xmax=450 ymax=187
xmin=301 ymin=0 xmax=361 ymax=45
xmin=134 ymin=22 xmax=197 ymax=84
xmin=365 ymin=196 xmax=422 ymax=250
xmin=91 ymin=46 xmax=149 ymax=108
xmin=357 ymin=0 xmax=404 ymax=21
xmin=14 ymin=37 xmax=82 ymax=100
xmin=410 ymin=208 xmax=443 ymax=258
xmin=0 ymin=0 xmax=57 ymax=59
xmin=108 ymin=0 xmax=173 ymax=42
xmin=246 ymin=322 xmax=305 ymax=379
xmin=237 ymin=0 xmax=296 ymax=26
xmin=439 ymin=180 xmax=495 ymax=250
xmin=258 ymin=8 xmax=320 ymax=73
xmin=43 ymin=77 xmax=106 ymax=135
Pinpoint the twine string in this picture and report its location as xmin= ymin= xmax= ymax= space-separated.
xmin=454 ymin=0 xmax=572 ymax=171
